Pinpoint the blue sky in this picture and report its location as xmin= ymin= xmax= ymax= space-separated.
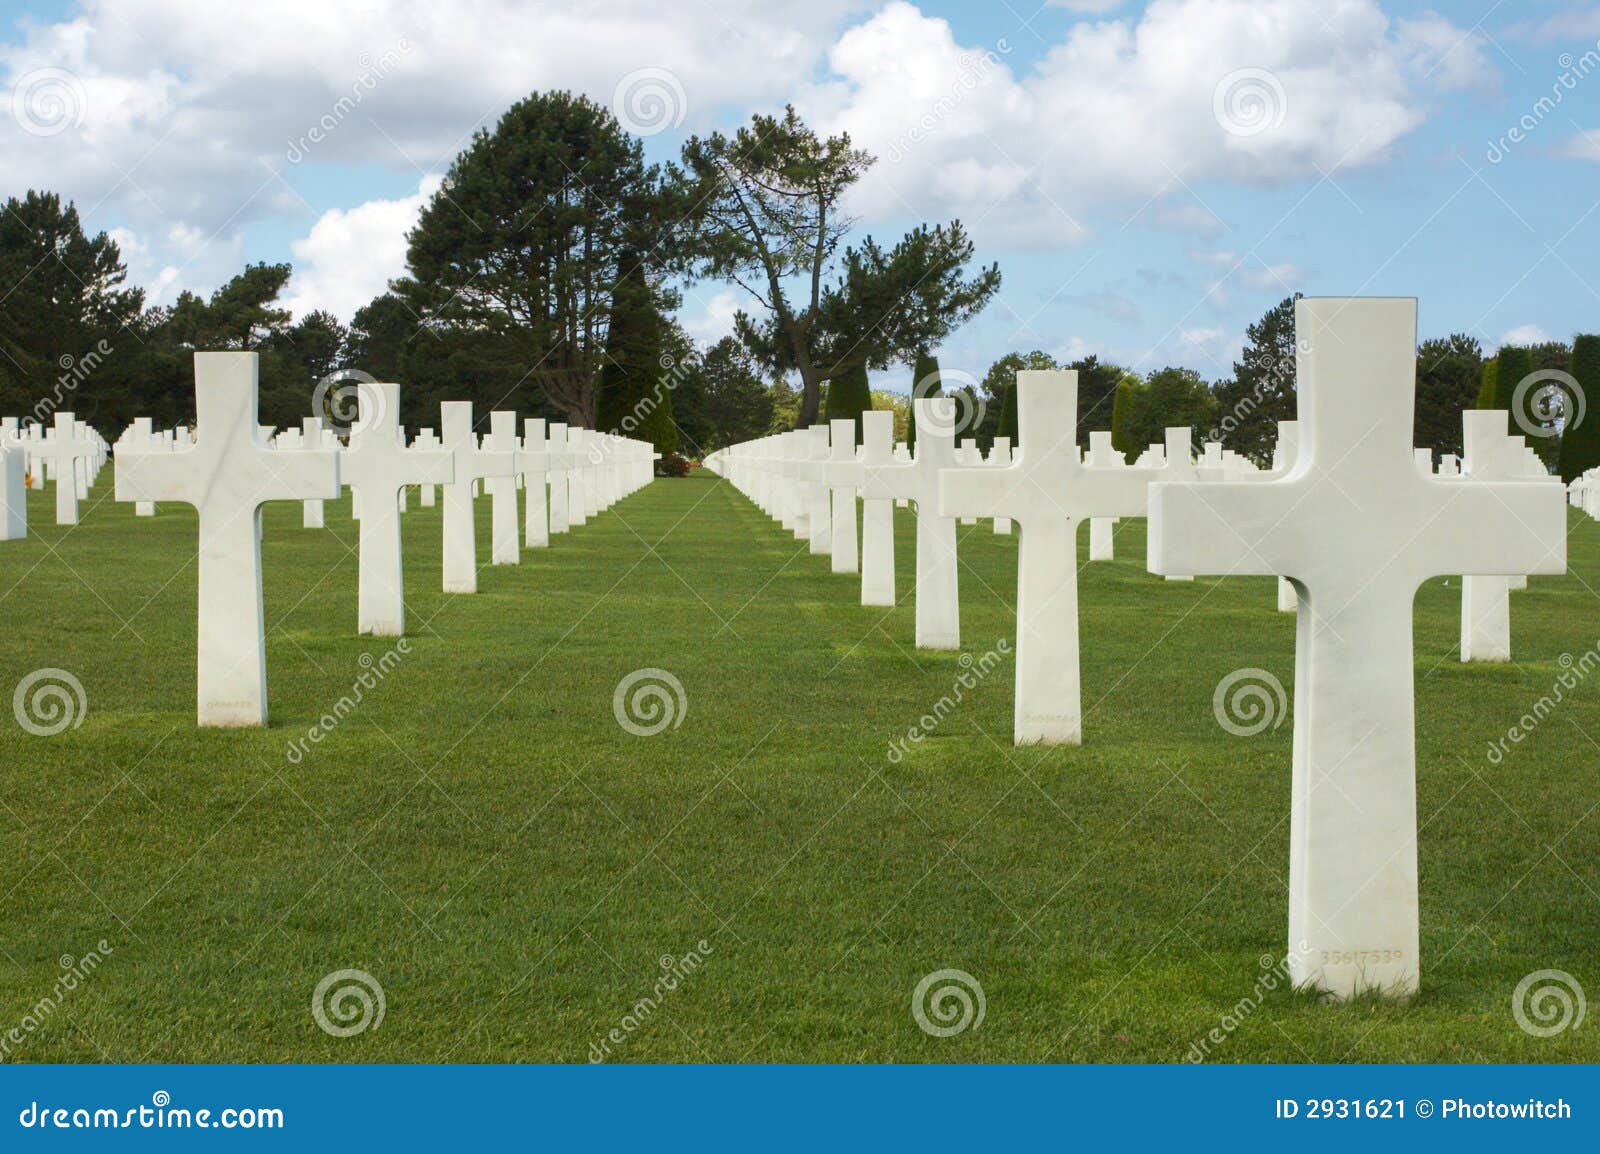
xmin=2 ymin=0 xmax=1597 ymax=393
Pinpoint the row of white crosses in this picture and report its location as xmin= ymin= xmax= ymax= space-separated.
xmin=710 ymin=298 xmax=1568 ymax=998
xmin=113 ymin=352 xmax=657 ymax=728
xmin=1570 ymin=464 xmax=1600 ymax=518
xmin=711 ymin=400 xmax=996 ymax=647
xmin=0 ymin=412 xmax=108 ymax=532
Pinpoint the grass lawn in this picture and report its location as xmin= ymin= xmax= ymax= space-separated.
xmin=1 ymin=467 xmax=1597 ymax=1063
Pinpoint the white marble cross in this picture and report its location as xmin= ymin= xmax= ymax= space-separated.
xmin=548 ymin=422 xmax=572 ymax=534
xmin=863 ymin=397 xmax=960 ymax=649
xmin=823 ymin=419 xmax=860 ymax=574
xmin=1457 ymin=411 xmax=1533 ymax=662
xmin=940 ymin=371 xmax=1165 ymax=744
xmin=1085 ymin=431 xmax=1122 ymax=561
xmin=521 ymin=419 xmax=551 ymax=548
xmin=989 ymin=437 xmax=1013 ymax=534
xmin=957 ymin=438 xmax=981 ymax=525
xmin=115 ymin=352 xmax=340 ymax=726
xmin=1147 ymin=297 xmax=1565 ymax=998
xmin=566 ymin=427 xmax=590 ymax=528
xmin=299 ymin=417 xmax=331 ymax=528
xmin=1271 ymin=421 xmax=1301 ymax=611
xmin=47 ymin=411 xmax=94 ymax=524
xmin=0 ymin=422 xmax=25 ymax=540
xmin=486 ymin=411 xmax=524 ymax=564
xmin=343 ymin=383 xmax=454 ymax=634
xmin=802 ymin=425 xmax=832 ymax=554
xmin=858 ymin=412 xmax=896 ymax=605
xmin=440 ymin=401 xmax=515 ymax=594
xmin=131 ymin=418 xmax=159 ymax=516
xmin=413 ymin=428 xmax=442 ymax=506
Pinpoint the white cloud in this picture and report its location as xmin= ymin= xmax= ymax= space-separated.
xmin=1239 ymin=262 xmax=1302 ymax=291
xmin=1394 ymin=14 xmax=1496 ymax=92
xmin=0 ymin=0 xmax=855 ymax=301
xmin=1500 ymin=323 xmax=1551 ymax=346
xmin=1560 ymin=130 xmax=1600 ymax=162
xmin=0 ymin=0 xmax=1496 ymax=315
xmin=1047 ymin=1 xmax=1127 ymax=12
xmin=283 ymin=175 xmax=441 ymax=320
xmin=804 ymin=0 xmax=1488 ymax=246
xmin=680 ymin=288 xmax=744 ymax=347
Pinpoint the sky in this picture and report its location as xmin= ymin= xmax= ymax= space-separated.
xmin=1 ymin=0 xmax=1598 ymax=394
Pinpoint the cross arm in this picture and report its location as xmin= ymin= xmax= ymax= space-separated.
xmin=938 ymin=463 xmax=1029 ymax=520
xmin=1147 ymin=479 xmax=1292 ymax=577
xmin=1419 ymin=478 xmax=1566 ymax=579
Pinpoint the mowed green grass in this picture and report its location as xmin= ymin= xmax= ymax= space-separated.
xmin=1 ymin=468 xmax=1598 ymax=1064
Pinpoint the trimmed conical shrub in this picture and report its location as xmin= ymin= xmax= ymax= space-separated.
xmin=1559 ymin=334 xmax=1600 ymax=482
xmin=1492 ymin=345 xmax=1531 ymax=410
xmin=908 ymin=350 xmax=940 ymax=450
xmin=1476 ymin=356 xmax=1498 ymax=409
xmin=823 ymin=362 xmax=873 ymax=443
xmin=997 ymin=374 xmax=1018 ymax=445
xmin=1110 ymin=378 xmax=1138 ymax=460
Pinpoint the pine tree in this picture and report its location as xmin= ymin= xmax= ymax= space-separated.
xmin=822 ymin=362 xmax=873 ymax=443
xmin=1558 ymin=335 xmax=1600 ymax=482
xmin=1211 ymin=294 xmax=1300 ymax=464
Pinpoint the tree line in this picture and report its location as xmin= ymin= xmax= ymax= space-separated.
xmin=1 ymin=90 xmax=1594 ymax=480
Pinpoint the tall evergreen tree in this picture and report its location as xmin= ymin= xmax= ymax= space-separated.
xmin=1211 ymin=294 xmax=1300 ymax=464
xmin=1413 ymin=334 xmax=1482 ymax=457
xmin=402 ymin=91 xmax=667 ymax=426
xmin=1558 ymin=335 xmax=1600 ymax=482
